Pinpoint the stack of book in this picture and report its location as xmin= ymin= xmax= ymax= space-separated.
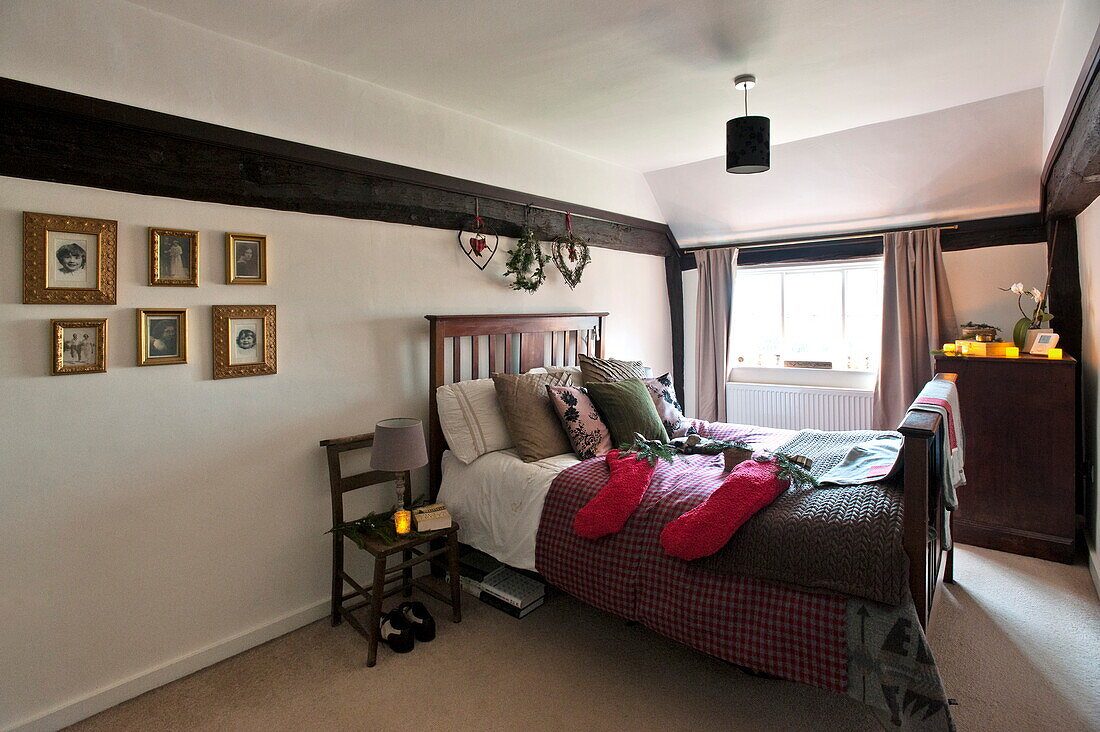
xmin=478 ymin=566 xmax=545 ymax=618
xmin=451 ymin=549 xmax=503 ymax=599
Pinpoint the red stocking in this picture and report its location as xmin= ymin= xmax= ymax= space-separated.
xmin=660 ymin=458 xmax=788 ymax=560
xmin=574 ymin=449 xmax=657 ymax=539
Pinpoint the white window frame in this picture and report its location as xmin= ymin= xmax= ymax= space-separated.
xmin=727 ymin=257 xmax=883 ymax=390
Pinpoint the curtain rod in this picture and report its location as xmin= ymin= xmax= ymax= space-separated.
xmin=681 ymin=224 xmax=959 ymax=253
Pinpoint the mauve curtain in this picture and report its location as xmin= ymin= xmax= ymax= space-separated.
xmin=873 ymin=229 xmax=957 ymax=429
xmin=694 ymin=247 xmax=738 ymax=422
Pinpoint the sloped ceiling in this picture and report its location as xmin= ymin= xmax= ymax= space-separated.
xmin=646 ymin=89 xmax=1044 ymax=246
xmin=125 ymin=0 xmax=1062 ymax=172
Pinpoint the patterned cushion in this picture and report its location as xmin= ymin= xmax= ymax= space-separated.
xmin=546 ymin=385 xmax=614 ymax=459
xmin=642 ymin=373 xmax=691 ymax=437
xmin=578 ymin=354 xmax=647 ymax=384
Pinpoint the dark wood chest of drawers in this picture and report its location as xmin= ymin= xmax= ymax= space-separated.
xmin=935 ymin=354 xmax=1077 ymax=562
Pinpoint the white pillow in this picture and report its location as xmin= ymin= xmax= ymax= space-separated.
xmin=436 ymin=379 xmax=513 ymax=464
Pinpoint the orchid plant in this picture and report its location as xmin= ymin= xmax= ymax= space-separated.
xmin=1001 ymin=282 xmax=1052 ymax=328
xmin=1001 ymin=282 xmax=1053 ymax=348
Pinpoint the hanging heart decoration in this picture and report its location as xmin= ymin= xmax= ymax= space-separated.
xmin=457 ymin=202 xmax=499 ymax=271
xmin=552 ymin=213 xmax=591 ymax=289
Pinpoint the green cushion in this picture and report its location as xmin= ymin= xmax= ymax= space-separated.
xmin=585 ymin=378 xmax=670 ymax=446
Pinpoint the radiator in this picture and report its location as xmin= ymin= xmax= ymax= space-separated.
xmin=725 ymin=382 xmax=874 ymax=431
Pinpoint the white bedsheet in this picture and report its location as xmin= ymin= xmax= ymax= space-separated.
xmin=438 ymin=448 xmax=579 ymax=570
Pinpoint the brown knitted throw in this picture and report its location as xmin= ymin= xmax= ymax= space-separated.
xmin=698 ymin=429 xmax=907 ymax=606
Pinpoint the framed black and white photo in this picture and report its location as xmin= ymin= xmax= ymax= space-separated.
xmin=149 ymin=228 xmax=199 ymax=286
xmin=52 ymin=319 xmax=108 ymax=375
xmin=212 ymin=305 xmax=276 ymax=379
xmin=225 ymin=233 xmax=267 ymax=285
xmin=138 ymin=309 xmax=188 ymax=366
xmin=24 ymin=212 xmax=117 ymax=304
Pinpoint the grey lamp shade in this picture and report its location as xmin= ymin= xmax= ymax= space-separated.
xmin=370 ymin=418 xmax=428 ymax=472
xmin=726 ymin=115 xmax=770 ymax=174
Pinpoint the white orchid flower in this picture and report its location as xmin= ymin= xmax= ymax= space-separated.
xmin=1029 ymin=288 xmax=1043 ymax=302
xmin=1010 ymin=282 xmax=1025 ymax=295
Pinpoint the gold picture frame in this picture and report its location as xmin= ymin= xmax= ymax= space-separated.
xmin=225 ymin=233 xmax=268 ymax=285
xmin=24 ymin=212 xmax=117 ymax=304
xmin=149 ymin=228 xmax=199 ymax=286
xmin=138 ymin=309 xmax=188 ymax=366
xmin=52 ymin=319 xmax=108 ymax=375
xmin=212 ymin=305 xmax=276 ymax=379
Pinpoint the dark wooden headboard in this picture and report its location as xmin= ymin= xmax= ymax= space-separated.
xmin=424 ymin=312 xmax=608 ymax=499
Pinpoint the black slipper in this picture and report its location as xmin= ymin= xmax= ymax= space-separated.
xmin=379 ymin=609 xmax=415 ymax=653
xmin=398 ymin=601 xmax=436 ymax=642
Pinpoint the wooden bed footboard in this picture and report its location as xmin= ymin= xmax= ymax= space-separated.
xmin=898 ymin=372 xmax=957 ymax=629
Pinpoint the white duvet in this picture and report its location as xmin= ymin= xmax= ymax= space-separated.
xmin=438 ymin=448 xmax=579 ymax=570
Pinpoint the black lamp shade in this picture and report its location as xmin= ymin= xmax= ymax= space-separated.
xmin=726 ymin=115 xmax=770 ymax=174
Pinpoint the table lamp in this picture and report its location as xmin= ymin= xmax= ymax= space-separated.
xmin=370 ymin=418 xmax=428 ymax=534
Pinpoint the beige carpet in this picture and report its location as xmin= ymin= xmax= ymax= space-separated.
xmin=69 ymin=545 xmax=1100 ymax=732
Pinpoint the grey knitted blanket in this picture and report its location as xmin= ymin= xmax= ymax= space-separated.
xmin=699 ymin=429 xmax=908 ymax=606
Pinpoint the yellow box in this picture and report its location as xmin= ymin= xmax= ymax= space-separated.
xmin=955 ymin=339 xmax=1013 ymax=357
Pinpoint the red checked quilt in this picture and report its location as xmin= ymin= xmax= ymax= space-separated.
xmin=534 ymin=420 xmax=954 ymax=731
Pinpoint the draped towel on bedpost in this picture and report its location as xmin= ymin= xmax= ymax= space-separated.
xmin=873 ymin=229 xmax=957 ymax=430
xmin=694 ymin=247 xmax=738 ymax=422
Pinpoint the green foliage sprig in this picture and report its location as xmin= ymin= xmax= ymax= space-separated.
xmin=619 ymin=433 xmax=817 ymax=489
xmin=503 ymin=229 xmax=547 ymax=293
xmin=328 ymin=496 xmax=429 ymax=547
xmin=768 ymin=453 xmax=819 ymax=489
xmin=619 ymin=433 xmax=679 ymax=466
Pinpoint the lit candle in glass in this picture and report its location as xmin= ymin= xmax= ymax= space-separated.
xmin=394 ymin=509 xmax=412 ymax=535
xmin=942 ymin=343 xmax=957 ymax=354
xmin=1005 ymin=346 xmax=1020 ymax=358
xmin=1047 ymin=348 xmax=1063 ymax=360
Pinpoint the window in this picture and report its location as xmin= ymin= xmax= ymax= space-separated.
xmin=730 ymin=259 xmax=883 ymax=373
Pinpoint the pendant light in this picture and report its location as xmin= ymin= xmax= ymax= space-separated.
xmin=726 ymin=74 xmax=770 ymax=174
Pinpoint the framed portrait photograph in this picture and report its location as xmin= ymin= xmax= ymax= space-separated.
xmin=212 ymin=305 xmax=276 ymax=379
xmin=24 ymin=212 xmax=117 ymax=304
xmin=138 ymin=309 xmax=188 ymax=366
xmin=52 ymin=319 xmax=108 ymax=375
xmin=149 ymin=228 xmax=199 ymax=286
xmin=225 ymin=233 xmax=268 ymax=285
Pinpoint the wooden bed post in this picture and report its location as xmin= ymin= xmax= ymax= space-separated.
xmin=897 ymin=372 xmax=957 ymax=629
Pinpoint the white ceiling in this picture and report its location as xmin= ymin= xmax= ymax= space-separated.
xmin=125 ymin=0 xmax=1063 ymax=172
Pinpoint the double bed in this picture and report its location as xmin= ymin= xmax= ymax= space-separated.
xmin=426 ymin=312 xmax=957 ymax=730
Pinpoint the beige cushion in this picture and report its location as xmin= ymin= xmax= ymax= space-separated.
xmin=492 ymin=372 xmax=573 ymax=462
xmin=436 ymin=379 xmax=512 ymax=464
xmin=578 ymin=354 xmax=648 ymax=384
xmin=526 ymin=365 xmax=582 ymax=384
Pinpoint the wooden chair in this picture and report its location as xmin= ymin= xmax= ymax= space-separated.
xmin=320 ymin=432 xmax=461 ymax=667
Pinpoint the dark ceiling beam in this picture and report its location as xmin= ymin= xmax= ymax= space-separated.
xmin=678 ymin=213 xmax=1045 ymax=270
xmin=0 ymin=77 xmax=674 ymax=257
xmin=1043 ymin=26 xmax=1100 ymax=219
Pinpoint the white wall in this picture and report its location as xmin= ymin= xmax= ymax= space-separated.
xmin=0 ymin=177 xmax=671 ymax=730
xmin=1077 ymin=196 xmax=1100 ymax=598
xmin=680 ymin=244 xmax=1049 ymax=418
xmin=0 ymin=0 xmax=663 ymax=222
xmin=646 ymin=90 xmax=1042 ymax=247
xmin=1042 ymin=0 xmax=1100 ymax=159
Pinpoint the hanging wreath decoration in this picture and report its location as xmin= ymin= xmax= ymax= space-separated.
xmin=457 ymin=199 xmax=499 ymax=271
xmin=503 ymin=227 xmax=548 ymax=293
xmin=552 ymin=212 xmax=591 ymax=290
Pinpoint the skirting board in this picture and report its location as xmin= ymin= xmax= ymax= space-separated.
xmin=6 ymin=599 xmax=329 ymax=732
